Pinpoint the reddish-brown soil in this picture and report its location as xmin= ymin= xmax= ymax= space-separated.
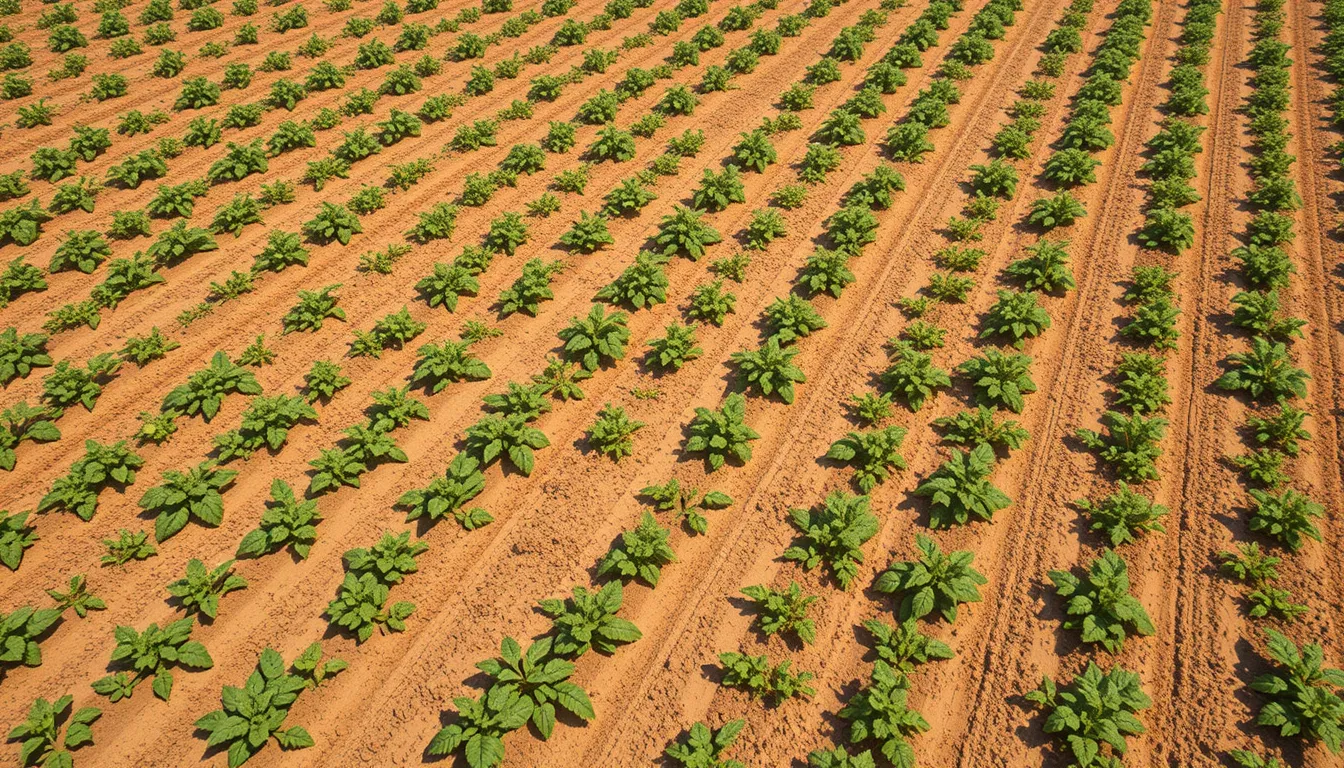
xmin=1 ymin=0 xmax=1342 ymax=764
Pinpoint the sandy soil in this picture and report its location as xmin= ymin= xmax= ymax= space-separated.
xmin=1 ymin=0 xmax=1342 ymax=764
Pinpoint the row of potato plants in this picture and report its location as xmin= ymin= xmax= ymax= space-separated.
xmin=1021 ymin=0 xmax=1224 ymax=763
xmin=1061 ymin=0 xmax=1219 ymax=593
xmin=831 ymin=0 xmax=1173 ymax=763
xmin=934 ymin=0 xmax=1168 ymax=764
xmin=616 ymin=0 xmax=1082 ymax=761
xmin=1217 ymin=0 xmax=1342 ymax=762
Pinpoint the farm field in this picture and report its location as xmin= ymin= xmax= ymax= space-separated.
xmin=0 ymin=0 xmax=1342 ymax=761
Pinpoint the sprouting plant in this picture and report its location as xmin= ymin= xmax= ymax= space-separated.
xmin=166 ymin=559 xmax=247 ymax=619
xmin=236 ymin=479 xmax=322 ymax=560
xmin=237 ymin=335 xmax=276 ymax=367
xmin=45 ymin=575 xmax=105 ymax=618
xmin=558 ymin=305 xmax=630 ymax=372
xmin=665 ymin=720 xmax=746 ymax=768
xmin=880 ymin=345 xmax=951 ymax=412
xmin=0 ymin=510 xmax=37 ymax=571
xmin=826 ymin=426 xmax=907 ymax=492
xmin=497 ymin=559 xmax=621 ymax=668
xmin=1248 ymin=488 xmax=1323 ymax=552
xmin=718 ymin=651 xmax=815 ymax=704
xmin=836 ymin=660 xmax=930 ymax=764
xmin=687 ymin=280 xmax=737 ymax=326
xmin=861 ymin=618 xmax=954 ymax=679
xmin=587 ymin=404 xmax=644 ymax=461
xmin=465 ymin=415 xmax=549 ymax=476
xmin=412 ymin=339 xmax=491 ymax=393
xmin=657 ymin=206 xmax=721 ymax=260
xmin=139 ymin=461 xmax=238 ymax=542
xmin=646 ymin=323 xmax=703 ymax=372
xmin=684 ymin=394 xmax=759 ymax=471
xmin=343 ymin=530 xmax=426 ymax=586
xmin=1215 ymin=337 xmax=1309 ymax=403
xmin=325 ymin=573 xmax=414 ymax=643
xmin=162 ymin=351 xmax=261 ymax=421
xmin=1245 ymin=406 xmax=1310 ymax=457
xmin=0 ymin=402 xmax=60 ymax=472
xmin=100 ymin=530 xmax=156 ymax=567
xmin=397 ymin=453 xmax=489 ymax=530
xmin=981 ymin=290 xmax=1051 ymax=347
xmin=282 ymin=285 xmax=345 ymax=333
xmin=731 ymin=339 xmax=805 ymax=405
xmin=640 ymin=479 xmax=730 ymax=535
xmin=1077 ymin=411 xmax=1168 ymax=482
xmin=875 ymin=533 xmax=986 ymax=623
xmin=194 ymin=647 xmax=315 ymax=765
xmin=0 ymin=328 xmax=53 ymax=385
xmin=427 ymin=687 xmax=532 ymax=768
xmin=597 ymin=512 xmax=675 ymax=587
xmin=472 ymin=635 xmax=594 ymax=742
xmin=959 ymin=350 xmax=1036 ymax=413
xmin=847 ymin=392 xmax=895 ymax=426
xmin=1075 ymin=483 xmax=1167 ymax=547
xmin=1049 ymin=549 xmax=1154 ymax=653
xmin=38 ymin=439 xmax=143 ymax=522
xmin=916 ymin=444 xmax=1011 ymax=528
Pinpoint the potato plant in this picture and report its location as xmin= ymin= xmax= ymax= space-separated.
xmin=537 ymin=581 xmax=641 ymax=658
xmin=665 ymin=720 xmax=746 ymax=768
xmin=6 ymin=694 xmax=101 ymax=768
xmin=826 ymin=426 xmax=908 ymax=492
xmin=237 ymin=479 xmax=322 ymax=559
xmin=1025 ymin=663 xmax=1150 ymax=767
xmin=598 ymin=512 xmax=674 ymax=586
xmin=718 ymin=651 xmax=814 ymax=704
xmin=915 ymin=444 xmax=1011 ymax=528
xmin=91 ymin=618 xmax=213 ymax=702
xmin=194 ymin=648 xmax=317 ymax=765
xmin=783 ymin=491 xmax=878 ymax=589
xmin=837 ymin=660 xmax=930 ymax=765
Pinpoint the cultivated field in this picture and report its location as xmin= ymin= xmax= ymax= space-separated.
xmin=0 ymin=0 xmax=1341 ymax=763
